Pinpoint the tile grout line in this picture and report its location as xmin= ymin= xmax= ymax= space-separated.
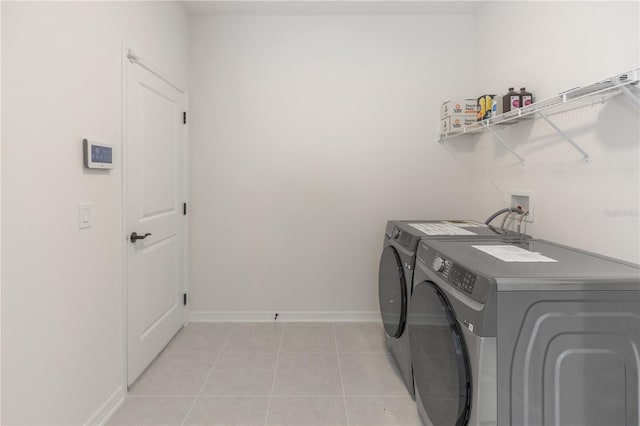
xmin=166 ymin=351 xmax=388 ymax=356
xmin=179 ymin=325 xmax=235 ymax=426
xmin=119 ymin=323 xmax=404 ymax=424
xmin=264 ymin=324 xmax=285 ymax=426
xmin=126 ymin=393 xmax=412 ymax=398
xmin=332 ymin=323 xmax=350 ymax=426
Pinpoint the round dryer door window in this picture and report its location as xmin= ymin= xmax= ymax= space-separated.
xmin=408 ymin=281 xmax=471 ymax=426
xmin=378 ymin=245 xmax=407 ymax=338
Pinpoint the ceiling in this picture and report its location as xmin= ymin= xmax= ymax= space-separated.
xmin=181 ymin=0 xmax=486 ymax=16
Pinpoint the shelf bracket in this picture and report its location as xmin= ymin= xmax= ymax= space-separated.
xmin=613 ymin=77 xmax=640 ymax=108
xmin=485 ymin=126 xmax=525 ymax=164
xmin=536 ymin=111 xmax=589 ymax=161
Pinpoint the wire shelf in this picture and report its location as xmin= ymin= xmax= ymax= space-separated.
xmin=439 ymin=68 xmax=640 ymax=143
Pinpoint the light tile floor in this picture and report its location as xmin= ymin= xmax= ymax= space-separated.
xmin=107 ymin=322 xmax=422 ymax=426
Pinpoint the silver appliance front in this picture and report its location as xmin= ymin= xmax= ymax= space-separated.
xmin=408 ymin=280 xmax=471 ymax=426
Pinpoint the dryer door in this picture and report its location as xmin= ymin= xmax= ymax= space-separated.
xmin=409 ymin=280 xmax=471 ymax=426
xmin=378 ymin=245 xmax=407 ymax=338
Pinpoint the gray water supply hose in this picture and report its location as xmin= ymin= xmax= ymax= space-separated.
xmin=484 ymin=207 xmax=524 ymax=226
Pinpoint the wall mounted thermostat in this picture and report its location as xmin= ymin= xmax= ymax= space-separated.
xmin=83 ymin=139 xmax=113 ymax=169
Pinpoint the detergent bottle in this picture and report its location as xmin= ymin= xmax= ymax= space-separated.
xmin=520 ymin=87 xmax=533 ymax=108
xmin=503 ymin=87 xmax=519 ymax=112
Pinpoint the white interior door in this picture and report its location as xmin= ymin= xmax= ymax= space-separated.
xmin=125 ymin=53 xmax=186 ymax=387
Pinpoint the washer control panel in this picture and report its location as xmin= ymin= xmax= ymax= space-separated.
xmin=417 ymin=243 xmax=492 ymax=304
xmin=430 ymin=253 xmax=477 ymax=296
xmin=391 ymin=226 xmax=416 ymax=250
xmin=447 ymin=264 xmax=477 ymax=296
xmin=432 ymin=256 xmax=446 ymax=272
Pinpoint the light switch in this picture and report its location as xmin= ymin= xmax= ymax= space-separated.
xmin=79 ymin=203 xmax=92 ymax=229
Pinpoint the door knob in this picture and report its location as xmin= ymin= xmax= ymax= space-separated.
xmin=130 ymin=232 xmax=152 ymax=243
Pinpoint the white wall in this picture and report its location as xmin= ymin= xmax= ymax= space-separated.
xmin=3 ymin=2 xmax=636 ymax=422
xmin=0 ymin=3 xmax=3 ymax=421
xmin=1 ymin=2 xmax=188 ymax=424
xmin=189 ymin=14 xmax=475 ymax=316
xmin=457 ymin=1 xmax=639 ymax=263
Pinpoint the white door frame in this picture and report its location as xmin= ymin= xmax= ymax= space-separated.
xmin=120 ymin=43 xmax=189 ymax=390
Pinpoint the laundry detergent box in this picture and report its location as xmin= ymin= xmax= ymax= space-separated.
xmin=441 ymin=115 xmax=476 ymax=134
xmin=441 ymin=99 xmax=479 ymax=119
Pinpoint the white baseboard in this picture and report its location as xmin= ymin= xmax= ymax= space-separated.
xmin=189 ymin=310 xmax=380 ymax=323
xmin=84 ymin=386 xmax=125 ymax=426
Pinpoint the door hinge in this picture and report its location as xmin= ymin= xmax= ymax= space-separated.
xmin=183 ymin=293 xmax=187 ymax=306
xmin=183 ymin=111 xmax=187 ymax=125
xmin=183 ymin=202 xmax=187 ymax=215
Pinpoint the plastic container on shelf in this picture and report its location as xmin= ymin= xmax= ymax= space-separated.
xmin=520 ymin=87 xmax=533 ymax=107
xmin=477 ymin=94 xmax=497 ymax=121
xmin=503 ymin=87 xmax=520 ymax=112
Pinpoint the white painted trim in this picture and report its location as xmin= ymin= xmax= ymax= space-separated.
xmin=125 ymin=47 xmax=185 ymax=94
xmin=189 ymin=311 xmax=381 ymax=323
xmin=121 ymin=42 xmax=189 ymax=390
xmin=120 ymin=41 xmax=131 ymax=396
xmin=0 ymin=3 xmax=3 ymax=420
xmin=182 ymin=91 xmax=190 ymax=326
xmin=83 ymin=386 xmax=125 ymax=426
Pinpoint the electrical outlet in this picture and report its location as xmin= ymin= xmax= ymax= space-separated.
xmin=510 ymin=192 xmax=533 ymax=223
